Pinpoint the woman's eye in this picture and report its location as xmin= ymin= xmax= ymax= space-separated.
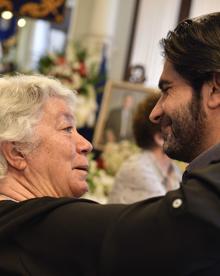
xmin=64 ymin=126 xmax=73 ymax=133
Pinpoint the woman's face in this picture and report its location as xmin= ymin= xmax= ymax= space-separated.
xmin=24 ymin=96 xmax=93 ymax=198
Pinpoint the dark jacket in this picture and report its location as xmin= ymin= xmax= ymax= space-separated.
xmin=100 ymin=162 xmax=220 ymax=275
xmin=1 ymin=162 xmax=220 ymax=275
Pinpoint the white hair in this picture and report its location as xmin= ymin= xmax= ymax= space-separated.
xmin=0 ymin=74 xmax=77 ymax=178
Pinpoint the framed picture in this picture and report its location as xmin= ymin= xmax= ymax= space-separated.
xmin=93 ymin=80 xmax=159 ymax=150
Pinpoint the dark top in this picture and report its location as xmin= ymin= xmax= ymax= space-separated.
xmin=1 ymin=145 xmax=220 ymax=275
xmin=0 ymin=197 xmax=126 ymax=276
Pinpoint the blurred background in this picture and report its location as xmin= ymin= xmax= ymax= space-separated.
xmin=0 ymin=0 xmax=219 ymax=202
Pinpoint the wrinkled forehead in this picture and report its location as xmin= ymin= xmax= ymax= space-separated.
xmin=40 ymin=96 xmax=75 ymax=123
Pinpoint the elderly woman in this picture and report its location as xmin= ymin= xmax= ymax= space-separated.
xmin=0 ymin=75 xmax=93 ymax=200
xmin=0 ymin=75 xmax=126 ymax=275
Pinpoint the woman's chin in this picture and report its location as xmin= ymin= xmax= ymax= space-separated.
xmin=70 ymin=182 xmax=89 ymax=198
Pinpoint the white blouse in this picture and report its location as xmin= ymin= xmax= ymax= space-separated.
xmin=108 ymin=150 xmax=182 ymax=204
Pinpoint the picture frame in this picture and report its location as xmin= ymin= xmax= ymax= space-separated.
xmin=93 ymin=80 xmax=159 ymax=150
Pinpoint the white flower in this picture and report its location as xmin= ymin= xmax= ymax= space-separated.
xmin=75 ymin=94 xmax=97 ymax=128
xmin=38 ymin=44 xmax=103 ymax=128
xmin=70 ymin=73 xmax=82 ymax=90
xmin=102 ymin=141 xmax=140 ymax=175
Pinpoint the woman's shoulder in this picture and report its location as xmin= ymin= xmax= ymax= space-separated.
xmin=0 ymin=197 xmax=97 ymax=232
xmin=118 ymin=151 xmax=155 ymax=173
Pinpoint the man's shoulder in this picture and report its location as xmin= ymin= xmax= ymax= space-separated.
xmin=100 ymin=186 xmax=220 ymax=274
xmin=182 ymin=161 xmax=220 ymax=225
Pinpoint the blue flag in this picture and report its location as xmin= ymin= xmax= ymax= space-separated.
xmin=95 ymin=44 xmax=108 ymax=93
xmin=0 ymin=17 xmax=16 ymax=41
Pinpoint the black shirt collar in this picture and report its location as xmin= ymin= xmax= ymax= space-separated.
xmin=187 ymin=143 xmax=220 ymax=172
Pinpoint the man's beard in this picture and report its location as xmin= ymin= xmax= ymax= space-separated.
xmin=161 ymin=96 xmax=207 ymax=163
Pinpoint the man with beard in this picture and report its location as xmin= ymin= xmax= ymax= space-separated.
xmin=99 ymin=12 xmax=220 ymax=276
xmin=150 ymin=60 xmax=208 ymax=162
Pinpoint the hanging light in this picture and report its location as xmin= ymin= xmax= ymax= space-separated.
xmin=1 ymin=11 xmax=13 ymax=20
xmin=17 ymin=18 xmax=26 ymax=28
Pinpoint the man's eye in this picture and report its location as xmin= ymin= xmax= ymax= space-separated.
xmin=161 ymin=87 xmax=171 ymax=94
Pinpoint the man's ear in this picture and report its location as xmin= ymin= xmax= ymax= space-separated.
xmin=154 ymin=132 xmax=164 ymax=147
xmin=1 ymin=142 xmax=27 ymax=171
xmin=207 ymin=72 xmax=220 ymax=109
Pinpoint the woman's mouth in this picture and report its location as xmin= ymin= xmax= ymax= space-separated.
xmin=74 ymin=165 xmax=89 ymax=172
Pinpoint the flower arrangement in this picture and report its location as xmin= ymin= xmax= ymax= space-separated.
xmin=38 ymin=43 xmax=105 ymax=127
xmin=38 ymin=44 xmax=99 ymax=95
xmin=83 ymin=154 xmax=114 ymax=203
xmin=83 ymin=141 xmax=140 ymax=203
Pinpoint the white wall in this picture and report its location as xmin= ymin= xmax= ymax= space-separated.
xmin=130 ymin=0 xmax=181 ymax=88
xmin=109 ymin=0 xmax=136 ymax=81
xmin=190 ymin=0 xmax=220 ymax=17
xmin=130 ymin=0 xmax=220 ymax=88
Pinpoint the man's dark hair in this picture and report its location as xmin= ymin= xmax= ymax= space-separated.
xmin=161 ymin=12 xmax=220 ymax=95
xmin=133 ymin=92 xmax=160 ymax=149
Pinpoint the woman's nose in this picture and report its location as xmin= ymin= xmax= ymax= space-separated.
xmin=76 ymin=131 xmax=93 ymax=154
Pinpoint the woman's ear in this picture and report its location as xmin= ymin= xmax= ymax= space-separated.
xmin=207 ymin=72 xmax=220 ymax=109
xmin=1 ymin=142 xmax=27 ymax=171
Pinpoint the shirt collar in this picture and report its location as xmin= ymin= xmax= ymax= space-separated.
xmin=187 ymin=143 xmax=220 ymax=172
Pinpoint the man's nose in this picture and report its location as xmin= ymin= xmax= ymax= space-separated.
xmin=149 ymin=103 xmax=162 ymax=124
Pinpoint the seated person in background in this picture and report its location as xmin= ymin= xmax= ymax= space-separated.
xmin=108 ymin=92 xmax=182 ymax=203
